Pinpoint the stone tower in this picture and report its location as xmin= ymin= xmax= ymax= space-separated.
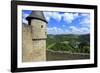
xmin=22 ymin=11 xmax=47 ymax=62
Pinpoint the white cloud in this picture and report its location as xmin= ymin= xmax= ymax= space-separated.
xmin=47 ymin=26 xmax=89 ymax=35
xmin=23 ymin=11 xmax=79 ymax=25
xmin=44 ymin=12 xmax=90 ymax=35
xmin=79 ymin=18 xmax=90 ymax=29
xmin=73 ymin=13 xmax=79 ymax=18
xmin=44 ymin=12 xmax=79 ymax=24
xmin=22 ymin=19 xmax=28 ymax=24
xmin=47 ymin=26 xmax=72 ymax=34
xmin=62 ymin=24 xmax=66 ymax=27
xmin=22 ymin=13 xmax=29 ymax=24
xmin=70 ymin=26 xmax=80 ymax=32
xmin=81 ymin=27 xmax=89 ymax=32
xmin=81 ymin=13 xmax=90 ymax=17
xmin=63 ymin=13 xmax=79 ymax=24
xmin=69 ymin=26 xmax=89 ymax=34
xmin=47 ymin=27 xmax=63 ymax=34
xmin=80 ymin=18 xmax=90 ymax=25
xmin=43 ymin=12 xmax=62 ymax=22
xmin=79 ymin=13 xmax=90 ymax=28
xmin=81 ymin=27 xmax=90 ymax=34
xmin=43 ymin=12 xmax=52 ymax=21
xmin=52 ymin=12 xmax=62 ymax=21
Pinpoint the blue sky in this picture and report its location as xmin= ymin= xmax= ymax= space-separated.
xmin=22 ymin=10 xmax=90 ymax=35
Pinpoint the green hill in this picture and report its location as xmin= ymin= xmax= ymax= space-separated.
xmin=46 ymin=34 xmax=90 ymax=53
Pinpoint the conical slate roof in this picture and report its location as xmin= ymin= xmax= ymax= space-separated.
xmin=26 ymin=11 xmax=47 ymax=23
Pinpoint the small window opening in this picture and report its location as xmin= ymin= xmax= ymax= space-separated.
xmin=45 ymin=32 xmax=46 ymax=35
xmin=41 ymin=25 xmax=43 ymax=28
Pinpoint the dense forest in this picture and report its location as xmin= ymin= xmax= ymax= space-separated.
xmin=46 ymin=34 xmax=90 ymax=53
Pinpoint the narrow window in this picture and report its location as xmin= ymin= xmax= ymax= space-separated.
xmin=45 ymin=32 xmax=46 ymax=35
xmin=41 ymin=25 xmax=43 ymax=28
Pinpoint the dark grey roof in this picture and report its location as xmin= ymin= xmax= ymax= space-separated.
xmin=26 ymin=11 xmax=47 ymax=23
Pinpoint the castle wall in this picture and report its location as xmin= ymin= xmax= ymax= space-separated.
xmin=22 ymin=19 xmax=46 ymax=62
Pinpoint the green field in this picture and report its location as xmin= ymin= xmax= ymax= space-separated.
xmin=46 ymin=34 xmax=90 ymax=54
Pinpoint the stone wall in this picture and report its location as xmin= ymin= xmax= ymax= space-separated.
xmin=22 ymin=20 xmax=46 ymax=62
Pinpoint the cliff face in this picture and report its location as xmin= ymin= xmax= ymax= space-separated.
xmin=22 ymin=23 xmax=46 ymax=62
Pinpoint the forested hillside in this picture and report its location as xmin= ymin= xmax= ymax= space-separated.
xmin=46 ymin=34 xmax=90 ymax=53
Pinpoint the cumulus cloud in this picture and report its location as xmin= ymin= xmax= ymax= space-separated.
xmin=81 ymin=13 xmax=90 ymax=17
xmin=22 ymin=11 xmax=90 ymax=35
xmin=62 ymin=24 xmax=66 ymax=27
xmin=47 ymin=26 xmax=89 ymax=35
xmin=69 ymin=26 xmax=90 ymax=34
xmin=48 ymin=26 xmax=72 ymax=34
xmin=63 ymin=13 xmax=79 ymax=24
xmin=79 ymin=13 xmax=90 ymax=27
xmin=44 ymin=12 xmax=90 ymax=35
xmin=43 ymin=12 xmax=52 ymax=21
xmin=51 ymin=12 xmax=62 ymax=21
xmin=47 ymin=27 xmax=63 ymax=34
xmin=81 ymin=27 xmax=89 ymax=32
xmin=44 ymin=12 xmax=79 ymax=24
xmin=70 ymin=26 xmax=80 ymax=32
xmin=43 ymin=12 xmax=62 ymax=22
xmin=80 ymin=18 xmax=90 ymax=27
xmin=22 ymin=12 xmax=29 ymax=24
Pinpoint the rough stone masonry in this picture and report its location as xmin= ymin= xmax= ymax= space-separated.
xmin=22 ymin=11 xmax=47 ymax=62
